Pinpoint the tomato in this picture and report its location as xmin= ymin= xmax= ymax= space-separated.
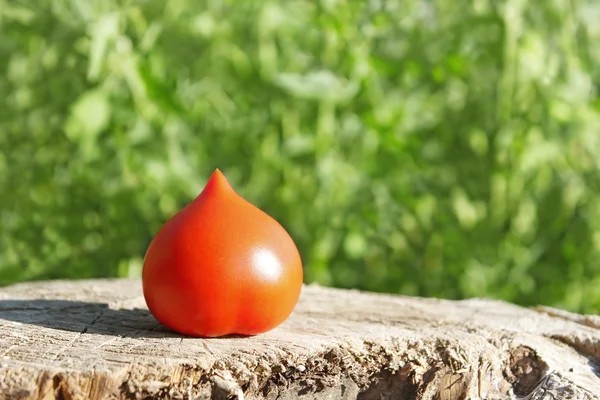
xmin=141 ymin=169 xmax=304 ymax=337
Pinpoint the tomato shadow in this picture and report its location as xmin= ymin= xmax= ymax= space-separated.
xmin=0 ymin=299 xmax=248 ymax=339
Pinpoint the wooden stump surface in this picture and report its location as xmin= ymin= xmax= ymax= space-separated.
xmin=1 ymin=279 xmax=600 ymax=399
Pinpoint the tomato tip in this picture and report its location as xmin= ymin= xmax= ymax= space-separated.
xmin=205 ymin=168 xmax=233 ymax=192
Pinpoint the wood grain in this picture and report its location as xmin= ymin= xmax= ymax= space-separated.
xmin=0 ymin=279 xmax=599 ymax=399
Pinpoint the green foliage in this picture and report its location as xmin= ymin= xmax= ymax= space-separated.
xmin=2 ymin=0 xmax=600 ymax=312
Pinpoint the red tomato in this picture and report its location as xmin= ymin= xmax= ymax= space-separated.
xmin=142 ymin=169 xmax=303 ymax=337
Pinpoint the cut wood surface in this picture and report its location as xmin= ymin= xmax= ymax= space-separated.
xmin=1 ymin=279 xmax=600 ymax=399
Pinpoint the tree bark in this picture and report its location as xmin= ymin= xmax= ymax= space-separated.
xmin=0 ymin=279 xmax=599 ymax=399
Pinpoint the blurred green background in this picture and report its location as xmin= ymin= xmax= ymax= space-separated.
xmin=2 ymin=0 xmax=600 ymax=313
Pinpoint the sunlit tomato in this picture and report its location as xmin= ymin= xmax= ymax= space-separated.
xmin=141 ymin=169 xmax=303 ymax=337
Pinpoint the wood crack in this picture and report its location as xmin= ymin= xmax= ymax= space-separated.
xmin=534 ymin=305 xmax=600 ymax=331
xmin=546 ymin=333 xmax=600 ymax=368
xmin=49 ymin=307 xmax=108 ymax=363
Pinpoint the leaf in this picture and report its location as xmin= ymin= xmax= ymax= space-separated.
xmin=87 ymin=13 xmax=120 ymax=80
xmin=273 ymin=70 xmax=359 ymax=102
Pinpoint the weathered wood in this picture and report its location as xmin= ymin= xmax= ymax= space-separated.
xmin=0 ymin=279 xmax=599 ymax=400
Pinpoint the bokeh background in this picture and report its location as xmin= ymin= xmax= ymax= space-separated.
xmin=2 ymin=0 xmax=600 ymax=313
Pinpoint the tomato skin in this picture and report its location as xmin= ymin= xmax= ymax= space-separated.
xmin=142 ymin=170 xmax=303 ymax=337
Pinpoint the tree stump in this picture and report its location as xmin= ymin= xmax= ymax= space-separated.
xmin=0 ymin=279 xmax=599 ymax=399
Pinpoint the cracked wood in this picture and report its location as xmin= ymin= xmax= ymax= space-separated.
xmin=0 ymin=279 xmax=600 ymax=399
